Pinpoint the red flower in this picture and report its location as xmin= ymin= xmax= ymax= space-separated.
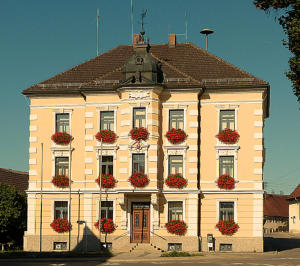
xmin=166 ymin=128 xmax=187 ymax=144
xmin=95 ymin=129 xmax=117 ymax=144
xmin=50 ymin=218 xmax=72 ymax=233
xmin=94 ymin=218 xmax=116 ymax=234
xmin=130 ymin=127 xmax=149 ymax=141
xmin=129 ymin=173 xmax=149 ymax=188
xmin=165 ymin=173 xmax=187 ymax=189
xmin=217 ymin=174 xmax=235 ymax=190
xmin=51 ymin=132 xmax=73 ymax=145
xmin=165 ymin=220 xmax=187 ymax=235
xmin=216 ymin=128 xmax=239 ymax=144
xmin=95 ymin=174 xmax=117 ymax=189
xmin=216 ymin=219 xmax=239 ymax=235
xmin=52 ymin=175 xmax=70 ymax=188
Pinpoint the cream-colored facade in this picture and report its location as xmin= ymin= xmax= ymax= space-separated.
xmin=289 ymin=199 xmax=300 ymax=233
xmin=23 ymin=35 xmax=269 ymax=252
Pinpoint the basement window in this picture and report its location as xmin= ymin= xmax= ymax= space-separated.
xmin=168 ymin=243 xmax=182 ymax=251
xmin=220 ymin=243 xmax=232 ymax=252
xmin=53 ymin=242 xmax=67 ymax=250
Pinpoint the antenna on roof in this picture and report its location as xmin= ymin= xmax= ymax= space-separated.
xmin=174 ymin=11 xmax=189 ymax=43
xmin=200 ymin=28 xmax=214 ymax=51
xmin=130 ymin=0 xmax=134 ymax=43
xmin=96 ymin=8 xmax=100 ymax=56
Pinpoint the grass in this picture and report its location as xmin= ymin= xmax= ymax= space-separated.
xmin=0 ymin=250 xmax=113 ymax=259
xmin=161 ymin=251 xmax=203 ymax=257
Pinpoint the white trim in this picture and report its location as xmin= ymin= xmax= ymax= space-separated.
xmin=96 ymin=199 xmax=116 ymax=223
xmin=29 ymin=125 xmax=37 ymax=132
xmin=85 ymin=169 xmax=93 ymax=175
xmin=85 ymin=134 xmax=94 ymax=141
xmin=97 ymin=107 xmax=118 ymax=134
xmin=189 ymin=121 xmax=198 ymax=128
xmin=95 ymin=146 xmax=118 ymax=179
xmin=254 ymin=109 xmax=263 ymax=116
xmin=52 ymin=199 xmax=70 ymax=221
xmin=31 ymin=105 xmax=85 ymax=109
xmin=29 ymin=158 xmax=37 ymax=165
xmin=85 ymin=146 xmax=93 ymax=152
xmin=254 ymin=145 xmax=263 ymax=151
xmin=216 ymin=199 xmax=238 ymax=223
xmin=189 ymin=110 xmax=198 ymax=116
xmin=253 ymin=157 xmax=263 ymax=163
xmin=29 ymin=170 xmax=37 ymax=176
xmin=254 ymin=121 xmax=263 ymax=127
xmin=85 ymin=157 xmax=93 ymax=164
xmin=52 ymin=109 xmax=73 ymax=135
xmin=254 ymin=133 xmax=263 ymax=139
xmin=165 ymin=199 xmax=186 ymax=224
xmin=165 ymin=105 xmax=187 ymax=132
xmin=216 ymin=146 xmax=239 ymax=181
xmin=253 ymin=168 xmax=263 ymax=175
xmin=29 ymin=114 xmax=38 ymax=120
xmin=29 ymin=137 xmax=37 ymax=143
xmin=201 ymin=100 xmax=263 ymax=105
xmin=29 ymin=147 xmax=37 ymax=154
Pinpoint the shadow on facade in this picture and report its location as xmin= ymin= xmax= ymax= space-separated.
xmin=264 ymin=236 xmax=300 ymax=251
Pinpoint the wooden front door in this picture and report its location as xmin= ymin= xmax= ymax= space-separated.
xmin=131 ymin=208 xmax=150 ymax=243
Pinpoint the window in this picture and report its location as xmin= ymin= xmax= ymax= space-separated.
xmin=132 ymin=153 xmax=145 ymax=173
xmin=168 ymin=243 xmax=182 ymax=251
xmin=100 ymin=201 xmax=113 ymax=219
xmin=55 ymin=157 xmax=69 ymax=176
xmin=53 ymin=242 xmax=67 ymax=250
xmin=219 ymin=110 xmax=235 ymax=131
xmin=220 ymin=243 xmax=232 ymax=252
xmin=168 ymin=201 xmax=183 ymax=221
xmin=100 ymin=111 xmax=114 ymax=130
xmin=219 ymin=156 xmax=234 ymax=177
xmin=101 ymin=156 xmax=113 ymax=175
xmin=56 ymin=113 xmax=70 ymax=133
xmin=168 ymin=155 xmax=183 ymax=175
xmin=133 ymin=107 xmax=146 ymax=127
xmin=219 ymin=202 xmax=234 ymax=221
xmin=169 ymin=109 xmax=184 ymax=129
xmin=54 ymin=201 xmax=68 ymax=219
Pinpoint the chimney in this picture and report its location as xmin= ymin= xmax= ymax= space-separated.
xmin=133 ymin=33 xmax=142 ymax=47
xmin=168 ymin=34 xmax=176 ymax=48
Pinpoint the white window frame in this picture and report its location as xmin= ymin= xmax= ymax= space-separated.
xmin=99 ymin=110 xmax=117 ymax=132
xmin=131 ymin=104 xmax=148 ymax=129
xmin=96 ymin=199 xmax=116 ymax=222
xmin=165 ymin=199 xmax=186 ymax=223
xmin=52 ymin=109 xmax=73 ymax=135
xmin=52 ymin=200 xmax=70 ymax=221
xmin=164 ymin=146 xmax=188 ymax=179
xmin=216 ymin=199 xmax=237 ymax=223
xmin=168 ymin=109 xmax=185 ymax=130
xmin=96 ymin=148 xmax=118 ymax=180
xmin=216 ymin=148 xmax=239 ymax=181
xmin=164 ymin=104 xmax=188 ymax=133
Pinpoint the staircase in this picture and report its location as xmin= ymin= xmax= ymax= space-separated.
xmin=129 ymin=243 xmax=165 ymax=253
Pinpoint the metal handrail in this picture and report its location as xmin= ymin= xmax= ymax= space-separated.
xmin=113 ymin=231 xmax=129 ymax=241
xmin=150 ymin=231 xmax=167 ymax=241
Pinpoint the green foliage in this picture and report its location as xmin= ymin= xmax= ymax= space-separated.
xmin=254 ymin=0 xmax=300 ymax=103
xmin=0 ymin=183 xmax=27 ymax=247
xmin=161 ymin=251 xmax=203 ymax=257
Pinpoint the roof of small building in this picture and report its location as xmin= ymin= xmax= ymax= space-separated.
xmin=22 ymin=42 xmax=269 ymax=95
xmin=288 ymin=184 xmax=300 ymax=199
xmin=264 ymin=193 xmax=289 ymax=218
xmin=0 ymin=168 xmax=29 ymax=193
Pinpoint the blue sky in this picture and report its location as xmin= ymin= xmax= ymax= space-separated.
xmin=1 ymin=0 xmax=299 ymax=194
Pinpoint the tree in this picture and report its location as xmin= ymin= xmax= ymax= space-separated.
xmin=254 ymin=0 xmax=300 ymax=103
xmin=0 ymin=183 xmax=27 ymax=248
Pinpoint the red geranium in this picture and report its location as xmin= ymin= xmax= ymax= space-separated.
xmin=95 ymin=129 xmax=117 ymax=144
xmin=94 ymin=218 xmax=116 ymax=234
xmin=51 ymin=132 xmax=73 ymax=145
xmin=217 ymin=128 xmax=239 ymax=144
xmin=50 ymin=218 xmax=72 ymax=233
xmin=95 ymin=174 xmax=117 ymax=189
xmin=52 ymin=174 xmax=69 ymax=188
xmin=165 ymin=220 xmax=187 ymax=236
xmin=165 ymin=173 xmax=187 ymax=189
xmin=217 ymin=174 xmax=235 ymax=190
xmin=216 ymin=219 xmax=239 ymax=235
xmin=130 ymin=127 xmax=149 ymax=141
xmin=129 ymin=173 xmax=149 ymax=188
xmin=166 ymin=128 xmax=187 ymax=144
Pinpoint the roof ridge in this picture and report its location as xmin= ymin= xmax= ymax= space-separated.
xmin=188 ymin=43 xmax=268 ymax=85
xmin=30 ymin=45 xmax=127 ymax=88
xmin=0 ymin=168 xmax=28 ymax=175
xmin=150 ymin=51 xmax=201 ymax=84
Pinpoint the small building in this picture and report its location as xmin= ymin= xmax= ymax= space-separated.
xmin=0 ymin=168 xmax=29 ymax=193
xmin=263 ymin=193 xmax=289 ymax=233
xmin=287 ymin=184 xmax=300 ymax=233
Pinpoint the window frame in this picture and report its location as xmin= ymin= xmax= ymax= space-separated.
xmin=219 ymin=156 xmax=234 ymax=177
xmin=100 ymin=111 xmax=114 ymax=130
xmin=169 ymin=109 xmax=184 ymax=130
xmin=132 ymin=153 xmax=145 ymax=173
xmin=133 ymin=107 xmax=146 ymax=128
xmin=97 ymin=200 xmax=116 ymax=222
xmin=52 ymin=110 xmax=72 ymax=135
xmin=53 ymin=200 xmax=69 ymax=220
xmin=100 ymin=155 xmax=114 ymax=175
xmin=168 ymin=155 xmax=183 ymax=175
xmin=168 ymin=201 xmax=184 ymax=222
xmin=219 ymin=202 xmax=234 ymax=222
xmin=54 ymin=157 xmax=69 ymax=176
xmin=216 ymin=199 xmax=237 ymax=223
xmin=219 ymin=109 xmax=235 ymax=131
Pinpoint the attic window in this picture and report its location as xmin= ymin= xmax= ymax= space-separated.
xmin=135 ymin=56 xmax=144 ymax=65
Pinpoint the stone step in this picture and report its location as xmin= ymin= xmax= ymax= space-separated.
xmin=130 ymin=243 xmax=165 ymax=253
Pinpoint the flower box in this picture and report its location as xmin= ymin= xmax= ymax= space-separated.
xmin=94 ymin=218 xmax=116 ymax=234
xmin=216 ymin=219 xmax=239 ymax=235
xmin=217 ymin=174 xmax=235 ymax=190
xmin=95 ymin=174 xmax=117 ymax=189
xmin=52 ymin=174 xmax=69 ymax=188
xmin=165 ymin=220 xmax=187 ymax=236
xmin=165 ymin=173 xmax=187 ymax=189
xmin=130 ymin=127 xmax=149 ymax=141
xmin=129 ymin=172 xmax=149 ymax=188
xmin=51 ymin=132 xmax=73 ymax=145
xmin=50 ymin=218 xmax=72 ymax=233
xmin=95 ymin=129 xmax=117 ymax=144
xmin=166 ymin=128 xmax=187 ymax=144
xmin=216 ymin=128 xmax=239 ymax=144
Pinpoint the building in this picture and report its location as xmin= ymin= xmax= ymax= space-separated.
xmin=22 ymin=32 xmax=269 ymax=252
xmin=263 ymin=193 xmax=289 ymax=233
xmin=287 ymin=184 xmax=300 ymax=233
xmin=0 ymin=168 xmax=28 ymax=193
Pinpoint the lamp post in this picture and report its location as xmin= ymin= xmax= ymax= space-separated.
xmin=98 ymin=139 xmax=103 ymax=250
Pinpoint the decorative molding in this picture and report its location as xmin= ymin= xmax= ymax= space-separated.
xmin=29 ymin=147 xmax=37 ymax=154
xmin=147 ymin=119 xmax=159 ymax=126
xmin=29 ymin=136 xmax=37 ymax=143
xmin=29 ymin=125 xmax=37 ymax=132
xmin=129 ymin=90 xmax=150 ymax=99
xmin=29 ymin=114 xmax=38 ymax=120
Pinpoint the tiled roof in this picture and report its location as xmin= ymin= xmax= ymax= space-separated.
xmin=288 ymin=184 xmax=300 ymax=199
xmin=264 ymin=194 xmax=289 ymax=218
xmin=23 ymin=43 xmax=268 ymax=94
xmin=0 ymin=168 xmax=29 ymax=193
